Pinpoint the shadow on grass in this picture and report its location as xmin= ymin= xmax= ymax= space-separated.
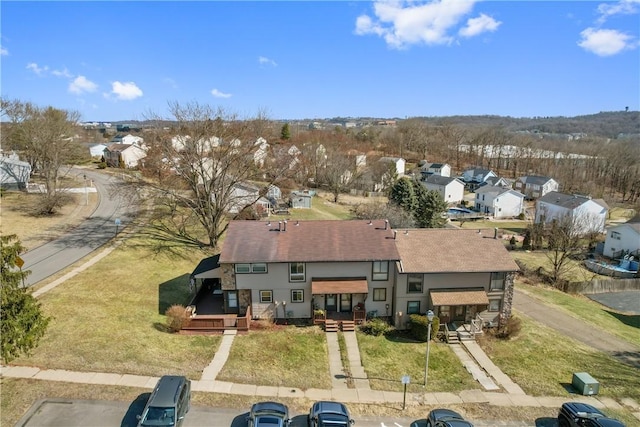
xmin=121 ymin=392 xmax=150 ymax=427
xmin=606 ymin=310 xmax=640 ymax=328
xmin=158 ymin=273 xmax=192 ymax=314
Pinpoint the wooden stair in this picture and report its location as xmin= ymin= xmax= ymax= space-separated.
xmin=324 ymin=319 xmax=339 ymax=332
xmin=340 ymin=320 xmax=355 ymax=332
xmin=447 ymin=330 xmax=460 ymax=344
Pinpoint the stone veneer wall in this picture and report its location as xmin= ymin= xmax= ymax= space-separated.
xmin=500 ymin=271 xmax=516 ymax=325
xmin=220 ymin=264 xmax=235 ymax=290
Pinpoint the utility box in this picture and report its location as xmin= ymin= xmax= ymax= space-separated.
xmin=572 ymin=372 xmax=600 ymax=395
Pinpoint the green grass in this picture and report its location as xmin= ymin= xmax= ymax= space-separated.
xmin=516 ymin=283 xmax=640 ymax=346
xmin=478 ymin=313 xmax=640 ymax=401
xmin=357 ymin=332 xmax=479 ymax=393
xmin=512 ymin=250 xmax=607 ymax=282
xmin=216 ymin=326 xmax=331 ymax=390
xmin=14 ymin=240 xmax=221 ymax=379
xmin=270 ymin=195 xmax=355 ymax=220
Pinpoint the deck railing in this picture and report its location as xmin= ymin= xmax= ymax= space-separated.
xmin=182 ymin=305 xmax=251 ymax=333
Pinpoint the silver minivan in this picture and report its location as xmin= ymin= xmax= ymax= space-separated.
xmin=137 ymin=375 xmax=191 ymax=427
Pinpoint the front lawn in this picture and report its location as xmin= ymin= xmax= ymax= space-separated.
xmin=478 ymin=313 xmax=640 ymax=401
xmin=357 ymin=331 xmax=479 ymax=393
xmin=13 ymin=242 xmax=220 ymax=379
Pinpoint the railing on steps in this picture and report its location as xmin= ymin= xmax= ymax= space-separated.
xmin=470 ymin=314 xmax=483 ymax=339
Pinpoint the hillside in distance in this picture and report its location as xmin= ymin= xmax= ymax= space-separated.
xmin=413 ymin=111 xmax=639 ymax=139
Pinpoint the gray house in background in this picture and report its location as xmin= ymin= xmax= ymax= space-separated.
xmin=290 ymin=190 xmax=314 ymax=209
xmin=0 ymin=153 xmax=31 ymax=190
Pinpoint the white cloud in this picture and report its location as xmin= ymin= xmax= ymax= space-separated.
xmin=0 ymin=46 xmax=8 ymax=56
xmin=459 ymin=13 xmax=501 ymax=38
xmin=596 ymin=0 xmax=639 ymax=24
xmin=578 ymin=27 xmax=635 ymax=56
xmin=258 ymin=56 xmax=277 ymax=67
xmin=211 ymin=88 xmax=232 ymax=98
xmin=52 ymin=68 xmax=73 ymax=78
xmin=26 ymin=62 xmax=49 ymax=75
xmin=69 ymin=75 xmax=98 ymax=94
xmin=354 ymin=0 xmax=489 ymax=48
xmin=110 ymin=81 xmax=143 ymax=100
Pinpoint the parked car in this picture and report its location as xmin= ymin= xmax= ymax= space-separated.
xmin=425 ymin=408 xmax=474 ymax=427
xmin=308 ymin=400 xmax=355 ymax=427
xmin=248 ymin=401 xmax=290 ymax=427
xmin=558 ymin=402 xmax=625 ymax=427
xmin=137 ymin=375 xmax=191 ymax=427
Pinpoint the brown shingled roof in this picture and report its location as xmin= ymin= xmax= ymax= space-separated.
xmin=431 ymin=290 xmax=489 ymax=306
xmin=394 ymin=228 xmax=519 ymax=273
xmin=220 ymin=220 xmax=400 ymax=263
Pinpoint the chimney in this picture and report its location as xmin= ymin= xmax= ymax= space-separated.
xmin=278 ymin=221 xmax=282 ymax=231
xmin=494 ymin=227 xmax=498 ymax=239
xmin=393 ymin=230 xmax=397 ymax=240
xmin=384 ymin=219 xmax=389 ymax=230
xmin=283 ymin=220 xmax=287 ymax=231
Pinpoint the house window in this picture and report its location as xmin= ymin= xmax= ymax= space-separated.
xmin=291 ymin=290 xmax=304 ymax=303
xmin=611 ymin=231 xmax=621 ymax=240
xmin=227 ymin=291 xmax=238 ymax=308
xmin=490 ymin=272 xmax=506 ymax=290
xmin=407 ymin=274 xmax=423 ymax=293
xmin=259 ymin=290 xmax=273 ymax=303
xmin=372 ymin=261 xmax=389 ymax=281
xmin=407 ymin=301 xmax=420 ymax=315
xmin=489 ymin=299 xmax=501 ymax=312
xmin=252 ymin=263 xmax=267 ymax=273
xmin=373 ymin=288 xmax=386 ymax=301
xmin=235 ymin=264 xmax=251 ymax=273
xmin=289 ymin=262 xmax=305 ymax=282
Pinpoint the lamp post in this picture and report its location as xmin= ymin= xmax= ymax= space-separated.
xmin=424 ymin=309 xmax=434 ymax=388
xmin=83 ymin=174 xmax=88 ymax=206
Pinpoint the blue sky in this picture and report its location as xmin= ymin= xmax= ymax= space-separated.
xmin=1 ymin=1 xmax=639 ymax=121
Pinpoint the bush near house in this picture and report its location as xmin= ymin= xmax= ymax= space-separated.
xmin=165 ymin=304 xmax=189 ymax=332
xmin=408 ymin=314 xmax=440 ymax=341
xmin=359 ymin=317 xmax=394 ymax=336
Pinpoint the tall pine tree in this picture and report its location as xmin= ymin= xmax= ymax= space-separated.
xmin=388 ymin=177 xmax=417 ymax=214
xmin=412 ymin=181 xmax=448 ymax=228
xmin=1 ymin=234 xmax=49 ymax=363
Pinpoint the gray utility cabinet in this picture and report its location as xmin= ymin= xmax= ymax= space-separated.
xmin=572 ymin=372 xmax=600 ymax=395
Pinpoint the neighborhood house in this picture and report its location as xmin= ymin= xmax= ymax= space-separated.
xmin=189 ymin=220 xmax=518 ymax=338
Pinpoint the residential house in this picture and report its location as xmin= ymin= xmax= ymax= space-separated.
xmin=252 ymin=137 xmax=270 ymax=167
xmin=514 ymin=175 xmax=559 ymax=200
xmin=213 ymin=220 xmax=517 ymax=332
xmin=461 ymin=167 xmax=497 ymax=191
xmin=421 ymin=162 xmax=452 ymax=178
xmin=219 ymin=220 xmax=400 ymax=321
xmin=474 ymin=186 xmax=525 ymax=218
xmin=0 ymin=153 xmax=31 ymax=190
xmin=480 ymin=176 xmax=513 ymax=189
xmin=89 ymin=143 xmax=109 ymax=158
xmin=103 ymin=144 xmax=147 ymax=168
xmin=393 ymin=228 xmax=518 ymax=329
xmin=378 ymin=157 xmax=406 ymax=177
xmin=227 ymin=182 xmax=272 ymax=215
xmin=602 ymin=214 xmax=640 ymax=259
xmin=271 ymin=144 xmax=302 ymax=171
xmin=535 ymin=191 xmax=609 ymax=235
xmin=422 ymin=175 xmax=465 ymax=205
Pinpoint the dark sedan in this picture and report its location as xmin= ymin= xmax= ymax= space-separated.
xmin=248 ymin=401 xmax=290 ymax=427
xmin=308 ymin=400 xmax=355 ymax=427
xmin=558 ymin=402 xmax=625 ymax=427
xmin=425 ymin=408 xmax=474 ymax=427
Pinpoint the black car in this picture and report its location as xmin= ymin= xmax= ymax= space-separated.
xmin=425 ymin=408 xmax=474 ymax=427
xmin=248 ymin=401 xmax=290 ymax=427
xmin=558 ymin=402 xmax=626 ymax=427
xmin=137 ymin=375 xmax=191 ymax=427
xmin=308 ymin=400 xmax=355 ymax=427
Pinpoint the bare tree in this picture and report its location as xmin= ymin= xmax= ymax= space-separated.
xmin=125 ymin=102 xmax=294 ymax=249
xmin=317 ymin=147 xmax=363 ymax=203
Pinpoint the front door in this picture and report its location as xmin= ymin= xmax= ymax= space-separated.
xmin=326 ymin=294 xmax=337 ymax=312
xmin=453 ymin=305 xmax=466 ymax=322
xmin=340 ymin=294 xmax=352 ymax=312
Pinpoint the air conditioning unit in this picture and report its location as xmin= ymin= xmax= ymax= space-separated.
xmin=572 ymin=372 xmax=599 ymax=395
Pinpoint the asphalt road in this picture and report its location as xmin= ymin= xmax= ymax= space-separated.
xmin=15 ymin=399 xmax=543 ymax=427
xmin=21 ymin=168 xmax=133 ymax=287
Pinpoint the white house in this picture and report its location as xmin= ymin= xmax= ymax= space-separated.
xmin=475 ymin=186 xmax=525 ymax=218
xmin=253 ymin=137 xmax=270 ymax=167
xmin=227 ymin=182 xmax=271 ymax=215
xmin=121 ymin=134 xmax=144 ymax=146
xmin=421 ymin=162 xmax=451 ymax=178
xmin=103 ymin=144 xmax=147 ymax=168
xmin=602 ymin=215 xmax=640 ymax=259
xmin=378 ymin=157 xmax=406 ymax=177
xmin=422 ymin=175 xmax=465 ymax=204
xmin=89 ymin=143 xmax=109 ymax=158
xmin=515 ymin=175 xmax=559 ymax=200
xmin=461 ymin=167 xmax=497 ymax=191
xmin=0 ymin=153 xmax=31 ymax=190
xmin=535 ymin=191 xmax=609 ymax=235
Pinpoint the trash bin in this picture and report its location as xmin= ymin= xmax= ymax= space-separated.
xmin=572 ymin=372 xmax=599 ymax=395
